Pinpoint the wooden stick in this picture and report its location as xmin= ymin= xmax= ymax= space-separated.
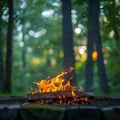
xmin=27 ymin=91 xmax=94 ymax=101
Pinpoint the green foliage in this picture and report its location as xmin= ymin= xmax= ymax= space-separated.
xmin=1 ymin=0 xmax=120 ymax=95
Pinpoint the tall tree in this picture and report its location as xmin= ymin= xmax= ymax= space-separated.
xmin=95 ymin=0 xmax=109 ymax=93
xmin=3 ymin=0 xmax=14 ymax=93
xmin=85 ymin=0 xmax=109 ymax=93
xmin=21 ymin=25 xmax=27 ymax=68
xmin=0 ymin=1 xmax=6 ymax=92
xmin=61 ymin=0 xmax=76 ymax=85
xmin=0 ymin=29 xmax=4 ymax=92
xmin=21 ymin=7 xmax=27 ymax=68
xmin=0 ymin=26 xmax=4 ymax=92
xmin=85 ymin=0 xmax=94 ymax=92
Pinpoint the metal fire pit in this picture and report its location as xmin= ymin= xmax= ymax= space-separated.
xmin=0 ymin=92 xmax=120 ymax=107
xmin=0 ymin=94 xmax=120 ymax=120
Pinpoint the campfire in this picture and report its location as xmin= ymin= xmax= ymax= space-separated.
xmin=31 ymin=67 xmax=81 ymax=93
xmin=0 ymin=67 xmax=120 ymax=107
xmin=0 ymin=68 xmax=120 ymax=120
xmin=25 ymin=67 xmax=120 ymax=107
xmin=28 ymin=67 xmax=94 ymax=105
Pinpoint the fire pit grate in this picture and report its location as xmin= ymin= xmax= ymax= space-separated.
xmin=0 ymin=94 xmax=120 ymax=108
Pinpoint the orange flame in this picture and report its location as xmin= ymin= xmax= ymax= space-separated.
xmin=72 ymin=91 xmax=78 ymax=99
xmin=31 ymin=67 xmax=86 ymax=104
xmin=32 ymin=67 xmax=82 ymax=94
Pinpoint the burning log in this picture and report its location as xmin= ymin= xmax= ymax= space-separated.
xmin=28 ymin=91 xmax=94 ymax=100
xmin=29 ymin=68 xmax=94 ymax=105
xmin=27 ymin=91 xmax=94 ymax=105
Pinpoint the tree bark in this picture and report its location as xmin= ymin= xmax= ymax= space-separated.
xmin=0 ymin=0 xmax=6 ymax=92
xmin=61 ymin=0 xmax=76 ymax=86
xmin=0 ymin=20 xmax=3 ymax=92
xmin=85 ymin=0 xmax=109 ymax=93
xmin=95 ymin=0 xmax=109 ymax=93
xmin=85 ymin=0 xmax=94 ymax=92
xmin=3 ymin=0 xmax=14 ymax=93
xmin=21 ymin=25 xmax=26 ymax=68
xmin=0 ymin=45 xmax=4 ymax=92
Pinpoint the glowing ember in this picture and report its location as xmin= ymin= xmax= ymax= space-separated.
xmin=32 ymin=67 xmax=83 ymax=94
xmin=72 ymin=91 xmax=78 ymax=99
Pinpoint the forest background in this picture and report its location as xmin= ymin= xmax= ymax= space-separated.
xmin=0 ymin=0 xmax=120 ymax=96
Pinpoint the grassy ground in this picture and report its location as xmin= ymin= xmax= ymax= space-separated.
xmin=0 ymin=92 xmax=27 ymax=97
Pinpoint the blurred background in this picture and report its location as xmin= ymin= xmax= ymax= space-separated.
xmin=0 ymin=0 xmax=120 ymax=96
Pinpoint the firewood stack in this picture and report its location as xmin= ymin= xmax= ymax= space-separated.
xmin=27 ymin=91 xmax=94 ymax=105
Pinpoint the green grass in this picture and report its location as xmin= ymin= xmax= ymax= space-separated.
xmin=0 ymin=92 xmax=27 ymax=97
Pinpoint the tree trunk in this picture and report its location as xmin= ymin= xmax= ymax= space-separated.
xmin=0 ymin=45 xmax=4 ymax=92
xmin=0 ymin=0 xmax=5 ymax=92
xmin=113 ymin=27 xmax=120 ymax=45
xmin=95 ymin=0 xmax=109 ymax=93
xmin=0 ymin=17 xmax=4 ymax=91
xmin=85 ymin=0 xmax=94 ymax=92
xmin=21 ymin=26 xmax=26 ymax=68
xmin=3 ymin=0 xmax=14 ymax=93
xmin=61 ymin=0 xmax=76 ymax=86
xmin=85 ymin=0 xmax=109 ymax=93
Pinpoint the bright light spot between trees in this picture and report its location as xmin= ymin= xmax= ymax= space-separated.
xmin=20 ymin=1 xmax=27 ymax=9
xmin=78 ymin=46 xmax=86 ymax=55
xmin=79 ymin=49 xmax=84 ymax=54
xmin=19 ymin=41 xmax=24 ymax=47
xmin=109 ymin=30 xmax=114 ymax=38
xmin=17 ymin=25 xmax=22 ymax=31
xmin=75 ymin=28 xmax=81 ymax=34
xmin=42 ymin=9 xmax=54 ymax=17
xmin=28 ymin=29 xmax=47 ymax=38
xmin=49 ymin=49 xmax=54 ymax=54
xmin=27 ymin=47 xmax=32 ymax=52
xmin=2 ymin=7 xmax=9 ymax=21
xmin=52 ymin=2 xmax=60 ymax=7
xmin=32 ymin=57 xmax=40 ymax=64
xmin=104 ymin=59 xmax=107 ymax=64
